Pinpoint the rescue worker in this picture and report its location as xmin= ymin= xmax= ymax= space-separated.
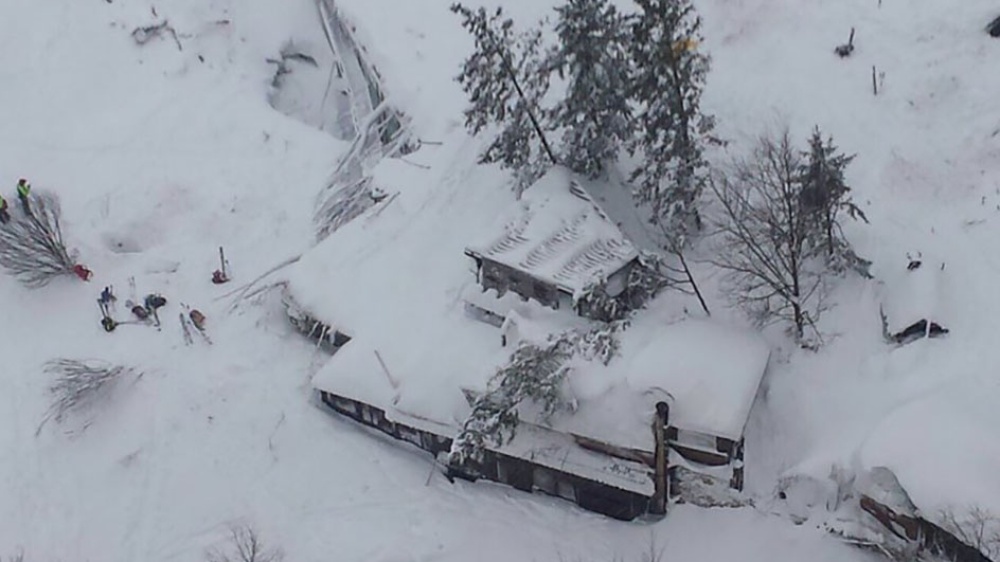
xmin=144 ymin=293 xmax=167 ymax=310
xmin=16 ymin=178 xmax=31 ymax=215
xmin=131 ymin=304 xmax=150 ymax=321
xmin=99 ymin=286 xmax=115 ymax=308
xmin=101 ymin=315 xmax=117 ymax=333
xmin=0 ymin=194 xmax=9 ymax=224
xmin=144 ymin=293 xmax=167 ymax=327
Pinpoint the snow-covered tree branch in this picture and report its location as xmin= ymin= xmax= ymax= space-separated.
xmin=628 ymin=0 xmax=714 ymax=247
xmin=451 ymin=3 xmax=558 ymax=195
xmin=449 ymin=321 xmax=626 ymax=465
xmin=551 ymin=0 xmax=633 ymax=178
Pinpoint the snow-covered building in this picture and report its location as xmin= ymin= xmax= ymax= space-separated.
xmin=288 ymin=160 xmax=770 ymax=520
xmin=464 ymin=167 xmax=650 ymax=322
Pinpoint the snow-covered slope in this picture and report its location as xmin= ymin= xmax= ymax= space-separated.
xmin=1 ymin=0 xmax=997 ymax=560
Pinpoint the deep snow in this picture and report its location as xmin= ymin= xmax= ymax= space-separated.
xmin=0 ymin=0 xmax=997 ymax=560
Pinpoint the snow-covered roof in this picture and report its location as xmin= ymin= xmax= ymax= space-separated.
xmin=465 ymin=166 xmax=639 ymax=295
xmin=295 ymin=156 xmax=768 ymax=490
xmin=553 ymin=316 xmax=771 ymax=447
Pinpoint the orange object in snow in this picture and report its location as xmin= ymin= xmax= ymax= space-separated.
xmin=189 ymin=309 xmax=206 ymax=331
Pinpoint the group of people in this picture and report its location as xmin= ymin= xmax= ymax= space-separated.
xmin=96 ymin=283 xmax=209 ymax=338
xmin=0 ymin=178 xmax=32 ymax=224
xmin=97 ymin=285 xmax=170 ymax=332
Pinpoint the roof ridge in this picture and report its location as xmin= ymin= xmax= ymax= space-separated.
xmin=518 ymin=211 xmax=589 ymax=271
xmin=567 ymin=178 xmax=625 ymax=240
xmin=553 ymin=238 xmax=633 ymax=283
xmin=481 ymin=210 xmax=533 ymax=256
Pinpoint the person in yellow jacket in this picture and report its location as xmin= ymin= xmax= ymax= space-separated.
xmin=16 ymin=178 xmax=31 ymax=215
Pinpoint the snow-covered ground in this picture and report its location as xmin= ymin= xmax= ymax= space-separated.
xmin=0 ymin=0 xmax=997 ymax=560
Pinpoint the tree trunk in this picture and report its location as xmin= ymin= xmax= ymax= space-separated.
xmin=675 ymin=250 xmax=710 ymax=316
xmin=792 ymin=299 xmax=805 ymax=341
xmin=650 ymin=401 xmax=670 ymax=515
xmin=492 ymin=36 xmax=558 ymax=166
xmin=825 ymin=212 xmax=835 ymax=256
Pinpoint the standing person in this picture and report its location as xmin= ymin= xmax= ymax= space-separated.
xmin=16 ymin=178 xmax=31 ymax=215
xmin=0 ymin=194 xmax=9 ymax=224
xmin=99 ymin=286 xmax=116 ymax=311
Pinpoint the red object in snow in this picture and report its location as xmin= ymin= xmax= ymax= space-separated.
xmin=211 ymin=269 xmax=229 ymax=284
xmin=73 ymin=264 xmax=93 ymax=281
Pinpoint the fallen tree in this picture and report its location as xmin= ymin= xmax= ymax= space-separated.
xmin=0 ymin=192 xmax=80 ymax=287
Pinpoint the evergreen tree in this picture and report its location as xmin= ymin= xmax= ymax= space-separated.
xmin=627 ymin=0 xmax=713 ymax=246
xmin=451 ymin=4 xmax=558 ymax=195
xmin=799 ymin=127 xmax=871 ymax=277
xmin=551 ymin=0 xmax=632 ymax=178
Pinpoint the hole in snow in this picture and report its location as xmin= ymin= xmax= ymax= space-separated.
xmin=268 ymin=39 xmax=354 ymax=140
xmin=102 ymin=232 xmax=145 ymax=254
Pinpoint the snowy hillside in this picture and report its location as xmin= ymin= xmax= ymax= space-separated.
xmin=0 ymin=0 xmax=998 ymax=560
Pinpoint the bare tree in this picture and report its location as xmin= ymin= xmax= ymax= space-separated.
xmin=37 ymin=359 xmax=142 ymax=434
xmin=0 ymin=192 xmax=77 ymax=287
xmin=709 ymin=130 xmax=825 ymax=343
xmin=207 ymin=523 xmax=284 ymax=562
xmin=940 ymin=506 xmax=1000 ymax=561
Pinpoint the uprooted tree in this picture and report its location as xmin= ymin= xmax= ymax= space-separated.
xmin=449 ymin=321 xmax=626 ymax=466
xmin=710 ymin=128 xmax=869 ymax=345
xmin=37 ymin=359 xmax=143 ymax=435
xmin=0 ymin=192 xmax=78 ymax=287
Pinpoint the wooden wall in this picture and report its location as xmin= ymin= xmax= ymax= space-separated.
xmin=318 ymin=390 xmax=651 ymax=520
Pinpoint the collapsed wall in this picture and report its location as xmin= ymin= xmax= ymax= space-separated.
xmin=777 ymin=466 xmax=996 ymax=562
xmin=312 ymin=0 xmax=413 ymax=241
